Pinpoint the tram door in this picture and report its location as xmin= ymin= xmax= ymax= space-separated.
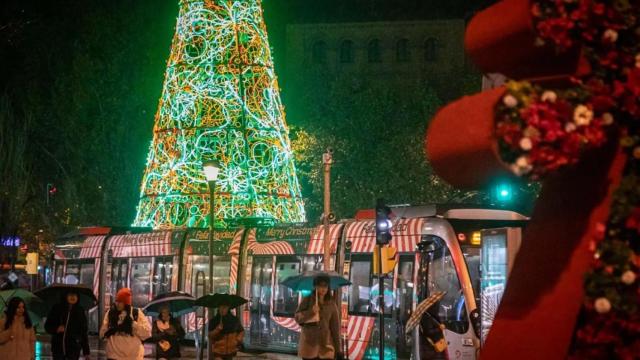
xmin=249 ymin=257 xmax=273 ymax=346
xmin=111 ymin=259 xmax=129 ymax=294
xmin=395 ymin=255 xmax=416 ymax=358
xmin=479 ymin=227 xmax=521 ymax=344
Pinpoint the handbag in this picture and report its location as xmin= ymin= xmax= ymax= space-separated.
xmin=422 ymin=313 xmax=447 ymax=353
xmin=303 ymin=292 xmax=320 ymax=324
xmin=158 ymin=339 xmax=171 ymax=352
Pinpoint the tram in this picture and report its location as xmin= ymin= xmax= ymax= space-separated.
xmin=48 ymin=204 xmax=527 ymax=360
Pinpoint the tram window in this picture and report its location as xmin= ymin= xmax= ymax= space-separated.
xmin=302 ymin=256 xmax=323 ymax=272
xmin=348 ymin=259 xmax=371 ymax=314
xmin=396 ymin=257 xmax=414 ymax=321
xmin=111 ymin=260 xmax=128 ymax=294
xmin=153 ymin=257 xmax=173 ymax=297
xmin=79 ymin=262 xmax=95 ymax=289
xmin=370 ymin=277 xmax=393 ymax=314
xmin=54 ymin=262 xmax=64 ymax=283
xmin=64 ymin=263 xmax=80 ymax=285
xmin=274 ymin=258 xmax=301 ymax=316
xmin=191 ymin=256 xmax=209 ymax=295
xmin=212 ymin=259 xmax=230 ymax=294
xmin=463 ymin=247 xmax=481 ymax=303
xmin=428 ymin=243 xmax=469 ymax=334
xmin=130 ymin=258 xmax=152 ymax=308
xmin=249 ymin=258 xmax=273 ymax=312
xmin=190 ymin=256 xmax=230 ymax=294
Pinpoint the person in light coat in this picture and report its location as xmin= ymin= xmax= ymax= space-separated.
xmin=295 ymin=276 xmax=341 ymax=360
xmin=100 ymin=288 xmax=151 ymax=360
xmin=0 ymin=297 xmax=36 ymax=360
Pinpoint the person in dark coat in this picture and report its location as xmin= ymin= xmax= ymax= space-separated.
xmin=44 ymin=291 xmax=91 ymax=360
xmin=151 ymin=307 xmax=185 ymax=360
xmin=208 ymin=304 xmax=244 ymax=360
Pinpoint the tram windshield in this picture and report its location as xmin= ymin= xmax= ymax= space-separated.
xmin=425 ymin=236 xmax=469 ymax=334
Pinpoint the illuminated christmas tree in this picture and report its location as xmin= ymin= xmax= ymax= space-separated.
xmin=134 ymin=0 xmax=306 ymax=228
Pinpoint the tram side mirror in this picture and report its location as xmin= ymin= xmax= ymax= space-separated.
xmin=470 ymin=308 xmax=481 ymax=339
xmin=417 ymin=238 xmax=436 ymax=253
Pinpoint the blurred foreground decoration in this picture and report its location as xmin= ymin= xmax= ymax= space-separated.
xmin=426 ymin=0 xmax=639 ymax=358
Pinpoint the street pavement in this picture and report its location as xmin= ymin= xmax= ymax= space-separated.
xmin=35 ymin=335 xmax=299 ymax=360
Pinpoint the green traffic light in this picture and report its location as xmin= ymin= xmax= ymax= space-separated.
xmin=495 ymin=183 xmax=513 ymax=201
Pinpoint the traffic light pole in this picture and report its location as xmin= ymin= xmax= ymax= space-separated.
xmin=374 ymin=198 xmax=392 ymax=360
xmin=377 ymin=244 xmax=385 ymax=360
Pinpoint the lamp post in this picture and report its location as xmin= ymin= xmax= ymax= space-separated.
xmin=322 ymin=148 xmax=333 ymax=270
xmin=201 ymin=160 xmax=219 ymax=360
xmin=202 ymin=160 xmax=220 ymax=293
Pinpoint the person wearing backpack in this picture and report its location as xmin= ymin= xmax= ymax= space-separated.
xmin=100 ymin=288 xmax=152 ymax=360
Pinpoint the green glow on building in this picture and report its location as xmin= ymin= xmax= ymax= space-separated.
xmin=134 ymin=0 xmax=306 ymax=229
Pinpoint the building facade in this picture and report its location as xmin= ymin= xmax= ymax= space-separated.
xmin=284 ymin=19 xmax=470 ymax=102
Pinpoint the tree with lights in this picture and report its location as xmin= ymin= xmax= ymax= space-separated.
xmin=134 ymin=0 xmax=306 ymax=228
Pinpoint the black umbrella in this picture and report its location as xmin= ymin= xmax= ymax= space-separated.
xmin=143 ymin=291 xmax=196 ymax=317
xmin=280 ymin=270 xmax=351 ymax=291
xmin=195 ymin=293 xmax=247 ymax=308
xmin=34 ymin=284 xmax=97 ymax=312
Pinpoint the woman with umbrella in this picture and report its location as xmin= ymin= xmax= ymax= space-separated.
xmin=44 ymin=289 xmax=91 ymax=360
xmin=0 ymin=297 xmax=36 ymax=360
xmin=294 ymin=275 xmax=342 ymax=360
xmin=144 ymin=291 xmax=194 ymax=360
xmin=150 ymin=306 xmax=185 ymax=360
xmin=196 ymin=294 xmax=246 ymax=360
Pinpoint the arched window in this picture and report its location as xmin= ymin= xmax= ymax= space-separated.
xmin=396 ymin=38 xmax=409 ymax=62
xmin=424 ymin=38 xmax=437 ymax=62
xmin=340 ymin=40 xmax=354 ymax=63
xmin=312 ymin=40 xmax=327 ymax=63
xmin=368 ymin=39 xmax=381 ymax=63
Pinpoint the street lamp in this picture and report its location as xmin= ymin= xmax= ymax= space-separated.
xmin=200 ymin=160 xmax=219 ymax=360
xmin=202 ymin=160 xmax=220 ymax=294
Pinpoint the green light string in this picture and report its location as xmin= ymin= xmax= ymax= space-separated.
xmin=134 ymin=0 xmax=306 ymax=229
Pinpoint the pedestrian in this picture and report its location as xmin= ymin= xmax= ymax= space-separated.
xmin=45 ymin=290 xmax=91 ymax=360
xmin=99 ymin=288 xmax=152 ymax=360
xmin=294 ymin=275 xmax=342 ymax=360
xmin=0 ymin=297 xmax=36 ymax=360
xmin=151 ymin=306 xmax=185 ymax=360
xmin=208 ymin=303 xmax=244 ymax=360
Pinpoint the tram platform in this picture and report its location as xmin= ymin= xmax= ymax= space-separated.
xmin=35 ymin=335 xmax=299 ymax=359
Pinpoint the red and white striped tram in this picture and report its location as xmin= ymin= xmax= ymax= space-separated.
xmin=48 ymin=205 xmax=527 ymax=360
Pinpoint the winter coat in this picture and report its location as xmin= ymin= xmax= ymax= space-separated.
xmin=0 ymin=315 xmax=36 ymax=360
xmin=208 ymin=313 xmax=244 ymax=357
xmin=99 ymin=308 xmax=152 ymax=360
xmin=151 ymin=318 xmax=185 ymax=359
xmin=294 ymin=296 xmax=340 ymax=360
xmin=45 ymin=303 xmax=91 ymax=360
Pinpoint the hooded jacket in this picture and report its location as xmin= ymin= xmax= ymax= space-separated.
xmin=44 ymin=303 xmax=90 ymax=360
